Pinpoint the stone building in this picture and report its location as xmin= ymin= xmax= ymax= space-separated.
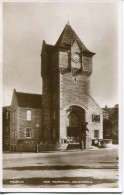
xmin=7 ymin=24 xmax=103 ymax=152
xmin=10 ymin=89 xmax=42 ymax=152
xmin=3 ymin=106 xmax=11 ymax=151
xmin=41 ymin=24 xmax=103 ymax=149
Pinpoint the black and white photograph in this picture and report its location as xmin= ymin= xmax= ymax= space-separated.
xmin=1 ymin=0 xmax=123 ymax=192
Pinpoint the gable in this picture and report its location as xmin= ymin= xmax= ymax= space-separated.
xmin=11 ymin=89 xmax=18 ymax=110
xmin=71 ymin=40 xmax=80 ymax=53
xmin=56 ymin=24 xmax=95 ymax=57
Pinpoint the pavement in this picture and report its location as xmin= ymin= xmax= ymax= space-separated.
xmin=2 ymin=145 xmax=119 ymax=189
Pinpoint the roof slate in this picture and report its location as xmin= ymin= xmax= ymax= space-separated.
xmin=16 ymin=91 xmax=42 ymax=109
xmin=55 ymin=24 xmax=95 ymax=56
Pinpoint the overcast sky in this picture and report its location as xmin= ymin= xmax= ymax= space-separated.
xmin=2 ymin=2 xmax=121 ymax=107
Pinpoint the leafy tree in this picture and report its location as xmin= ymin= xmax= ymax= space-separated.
xmin=103 ymin=104 xmax=119 ymax=141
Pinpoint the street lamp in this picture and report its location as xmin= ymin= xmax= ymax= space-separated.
xmin=36 ymin=123 xmax=39 ymax=153
xmin=82 ymin=122 xmax=89 ymax=149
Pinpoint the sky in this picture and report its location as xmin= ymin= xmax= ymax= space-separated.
xmin=2 ymin=1 xmax=121 ymax=107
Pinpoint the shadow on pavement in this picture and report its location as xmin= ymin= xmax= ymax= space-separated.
xmin=4 ymin=164 xmax=118 ymax=171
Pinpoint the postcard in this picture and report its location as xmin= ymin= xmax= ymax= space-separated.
xmin=1 ymin=0 xmax=123 ymax=193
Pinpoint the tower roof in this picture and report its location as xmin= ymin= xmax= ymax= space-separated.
xmin=55 ymin=24 xmax=95 ymax=56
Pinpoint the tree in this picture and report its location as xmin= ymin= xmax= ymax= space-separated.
xmin=103 ymin=119 xmax=113 ymax=139
xmin=103 ymin=104 xmax=119 ymax=142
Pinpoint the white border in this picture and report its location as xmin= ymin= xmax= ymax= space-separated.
xmin=0 ymin=0 xmax=3 ymax=192
xmin=1 ymin=0 xmax=123 ymax=3
xmin=118 ymin=1 xmax=123 ymax=193
xmin=0 ymin=0 xmax=123 ymax=193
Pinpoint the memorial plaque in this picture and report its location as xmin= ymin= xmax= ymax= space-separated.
xmin=92 ymin=115 xmax=100 ymax=122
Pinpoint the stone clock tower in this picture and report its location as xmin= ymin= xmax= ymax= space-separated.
xmin=41 ymin=24 xmax=103 ymax=149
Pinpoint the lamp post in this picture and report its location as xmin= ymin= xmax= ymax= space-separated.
xmin=36 ymin=123 xmax=39 ymax=153
xmin=83 ymin=122 xmax=89 ymax=149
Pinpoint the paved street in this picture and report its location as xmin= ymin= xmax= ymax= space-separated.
xmin=3 ymin=146 xmax=118 ymax=188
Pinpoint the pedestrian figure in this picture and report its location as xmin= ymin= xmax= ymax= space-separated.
xmin=36 ymin=144 xmax=39 ymax=153
xmin=81 ymin=139 xmax=84 ymax=151
xmin=98 ymin=141 xmax=101 ymax=149
xmin=79 ymin=132 xmax=84 ymax=151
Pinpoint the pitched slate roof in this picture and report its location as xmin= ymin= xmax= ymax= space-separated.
xmin=55 ymin=24 xmax=95 ymax=56
xmin=15 ymin=91 xmax=42 ymax=109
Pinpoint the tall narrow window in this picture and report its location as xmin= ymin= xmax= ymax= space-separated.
xmin=27 ymin=110 xmax=31 ymax=121
xmin=94 ymin=130 xmax=99 ymax=138
xmin=26 ymin=128 xmax=32 ymax=138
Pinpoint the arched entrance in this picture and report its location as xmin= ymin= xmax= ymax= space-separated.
xmin=66 ymin=105 xmax=85 ymax=142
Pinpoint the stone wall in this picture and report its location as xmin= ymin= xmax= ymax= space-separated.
xmin=3 ymin=107 xmax=10 ymax=151
xmin=58 ymin=46 xmax=103 ymax=142
xmin=86 ymin=96 xmax=103 ymax=139
xmin=41 ymin=48 xmax=52 ymax=140
xmin=60 ymin=72 xmax=90 ymax=109
xmin=17 ymin=107 xmax=42 ymax=141
xmin=41 ymin=38 xmax=103 ymax=145
xmin=10 ymin=90 xmax=18 ymax=151
xmin=51 ymin=50 xmax=60 ymax=139
xmin=10 ymin=90 xmax=42 ymax=152
xmin=42 ymin=48 xmax=61 ymax=141
xmin=16 ymin=143 xmax=36 ymax=152
xmin=15 ymin=107 xmax=42 ymax=152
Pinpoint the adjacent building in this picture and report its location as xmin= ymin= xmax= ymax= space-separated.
xmin=3 ymin=106 xmax=10 ymax=151
xmin=10 ymin=89 xmax=42 ymax=152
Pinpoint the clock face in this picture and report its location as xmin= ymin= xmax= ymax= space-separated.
xmin=71 ymin=53 xmax=80 ymax=63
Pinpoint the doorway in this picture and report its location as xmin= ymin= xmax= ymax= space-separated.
xmin=66 ymin=105 xmax=85 ymax=142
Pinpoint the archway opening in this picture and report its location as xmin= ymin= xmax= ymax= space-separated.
xmin=66 ymin=105 xmax=85 ymax=142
